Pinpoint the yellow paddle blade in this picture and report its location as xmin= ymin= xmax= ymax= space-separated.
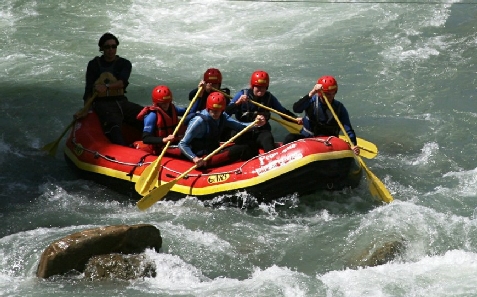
xmin=136 ymin=179 xmax=177 ymax=210
xmin=338 ymin=136 xmax=378 ymax=159
xmin=41 ymin=120 xmax=75 ymax=156
xmin=137 ymin=163 xmax=197 ymax=210
xmin=355 ymin=137 xmax=378 ymax=155
xmin=136 ymin=120 xmax=259 ymax=210
xmin=41 ymin=139 xmax=60 ymax=157
xmin=270 ymin=116 xmax=302 ymax=133
xmin=135 ymin=158 xmax=161 ymax=196
xmin=358 ymin=158 xmax=393 ymax=203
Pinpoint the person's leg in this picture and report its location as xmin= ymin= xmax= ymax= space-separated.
xmin=206 ymin=144 xmax=253 ymax=167
xmin=206 ymin=150 xmax=231 ymax=167
xmin=234 ymin=131 xmax=259 ymax=156
xmin=255 ymin=130 xmax=275 ymax=152
xmin=93 ymin=100 xmax=125 ymax=145
xmin=121 ymin=98 xmax=144 ymax=131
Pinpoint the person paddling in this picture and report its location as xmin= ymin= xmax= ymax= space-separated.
xmin=134 ymin=85 xmax=186 ymax=155
xmin=283 ymin=75 xmax=360 ymax=155
xmin=225 ymin=70 xmax=301 ymax=154
xmin=179 ymin=92 xmax=266 ymax=168
xmin=186 ymin=68 xmax=232 ymax=141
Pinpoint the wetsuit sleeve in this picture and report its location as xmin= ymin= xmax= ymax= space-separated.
xmin=175 ymin=106 xmax=187 ymax=116
xmin=178 ymin=116 xmax=206 ymax=161
xmin=223 ymin=113 xmax=251 ymax=131
xmin=142 ymin=113 xmax=165 ymax=144
xmin=142 ymin=132 xmax=164 ymax=145
xmin=293 ymin=94 xmax=312 ymax=113
xmin=225 ymin=90 xmax=244 ymax=115
xmin=189 ymin=99 xmax=201 ymax=114
xmin=189 ymin=88 xmax=199 ymax=101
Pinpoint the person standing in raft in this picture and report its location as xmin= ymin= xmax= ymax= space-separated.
xmin=179 ymin=92 xmax=266 ymax=168
xmin=283 ymin=75 xmax=360 ymax=155
xmin=134 ymin=85 xmax=186 ymax=155
xmin=77 ymin=32 xmax=144 ymax=145
xmin=225 ymin=70 xmax=301 ymax=154
xmin=186 ymin=68 xmax=232 ymax=141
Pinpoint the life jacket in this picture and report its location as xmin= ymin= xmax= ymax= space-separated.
xmin=190 ymin=113 xmax=225 ymax=157
xmin=236 ymin=89 xmax=272 ymax=131
xmin=134 ymin=105 xmax=182 ymax=155
xmin=136 ymin=105 xmax=180 ymax=137
xmin=95 ymin=57 xmax=124 ymax=97
xmin=305 ymin=97 xmax=342 ymax=137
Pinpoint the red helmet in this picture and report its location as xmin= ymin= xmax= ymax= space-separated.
xmin=151 ymin=85 xmax=173 ymax=104
xmin=250 ymin=70 xmax=269 ymax=88
xmin=206 ymin=92 xmax=226 ymax=111
xmin=203 ymin=68 xmax=222 ymax=84
xmin=317 ymin=76 xmax=338 ymax=93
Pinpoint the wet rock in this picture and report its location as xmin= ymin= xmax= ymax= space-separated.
xmin=349 ymin=240 xmax=405 ymax=268
xmin=84 ymin=254 xmax=156 ymax=280
xmin=36 ymin=224 xmax=161 ymax=278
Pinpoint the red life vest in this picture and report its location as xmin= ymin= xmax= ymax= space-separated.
xmin=136 ymin=105 xmax=179 ymax=137
xmin=134 ymin=105 xmax=184 ymax=155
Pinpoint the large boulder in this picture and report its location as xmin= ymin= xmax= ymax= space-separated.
xmin=37 ymin=224 xmax=161 ymax=278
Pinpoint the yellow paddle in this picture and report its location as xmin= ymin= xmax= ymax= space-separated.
xmin=41 ymin=92 xmax=98 ymax=156
xmin=137 ymin=119 xmax=259 ymax=210
xmin=135 ymin=87 xmax=203 ymax=196
xmin=269 ymin=115 xmax=378 ymax=159
xmin=321 ymin=93 xmax=393 ymax=203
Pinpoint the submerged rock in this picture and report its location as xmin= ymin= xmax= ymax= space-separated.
xmin=349 ymin=240 xmax=405 ymax=268
xmin=36 ymin=224 xmax=162 ymax=279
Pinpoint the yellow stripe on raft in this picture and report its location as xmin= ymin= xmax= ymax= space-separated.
xmin=65 ymin=146 xmax=356 ymax=196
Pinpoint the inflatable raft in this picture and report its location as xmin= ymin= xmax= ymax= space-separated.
xmin=64 ymin=111 xmax=362 ymax=203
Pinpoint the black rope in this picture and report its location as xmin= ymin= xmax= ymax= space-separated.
xmin=127 ymin=153 xmax=154 ymax=178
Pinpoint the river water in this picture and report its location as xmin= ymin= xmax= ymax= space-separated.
xmin=1 ymin=0 xmax=477 ymax=296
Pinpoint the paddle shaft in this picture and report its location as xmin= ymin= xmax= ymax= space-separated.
xmin=248 ymin=100 xmax=298 ymax=123
xmin=136 ymin=119 xmax=259 ymax=210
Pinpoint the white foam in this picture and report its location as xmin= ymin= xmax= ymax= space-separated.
xmin=319 ymin=249 xmax=477 ymax=297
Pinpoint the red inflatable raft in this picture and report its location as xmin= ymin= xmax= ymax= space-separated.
xmin=64 ymin=111 xmax=362 ymax=204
